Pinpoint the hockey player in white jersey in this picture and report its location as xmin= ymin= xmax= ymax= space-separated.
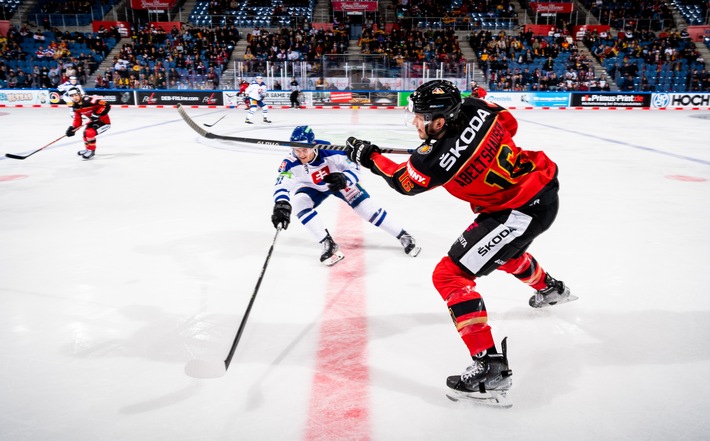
xmin=244 ymin=75 xmax=270 ymax=124
xmin=271 ymin=125 xmax=421 ymax=266
xmin=57 ymin=76 xmax=85 ymax=104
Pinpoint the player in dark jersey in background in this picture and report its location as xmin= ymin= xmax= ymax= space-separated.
xmin=345 ymin=79 xmax=575 ymax=406
xmin=65 ymin=87 xmax=111 ymax=160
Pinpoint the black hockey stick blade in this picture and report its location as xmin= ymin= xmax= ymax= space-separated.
xmin=5 ymin=152 xmax=32 ymax=160
xmin=203 ymin=114 xmax=227 ymax=127
xmin=176 ymin=103 xmax=415 ymax=155
xmin=184 ymin=359 xmax=227 ymax=379
xmin=5 ymin=124 xmax=86 ymax=160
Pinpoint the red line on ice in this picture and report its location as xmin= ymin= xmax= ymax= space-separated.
xmin=304 ymin=207 xmax=370 ymax=441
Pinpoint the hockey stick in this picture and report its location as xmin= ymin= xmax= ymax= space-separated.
xmin=177 ymin=103 xmax=415 ymax=155
xmin=184 ymin=227 xmax=281 ymax=379
xmin=203 ymin=114 xmax=227 ymax=127
xmin=5 ymin=124 xmax=85 ymax=160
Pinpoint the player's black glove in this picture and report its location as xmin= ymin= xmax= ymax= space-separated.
xmin=323 ymin=172 xmax=348 ymax=193
xmin=271 ymin=201 xmax=292 ymax=230
xmin=346 ymin=137 xmax=380 ymax=169
xmin=65 ymin=126 xmax=76 ymax=137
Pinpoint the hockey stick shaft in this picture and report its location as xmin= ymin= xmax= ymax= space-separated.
xmin=203 ymin=114 xmax=227 ymax=127
xmin=5 ymin=124 xmax=86 ymax=160
xmin=177 ymin=103 xmax=415 ymax=155
xmin=222 ymin=227 xmax=281 ymax=370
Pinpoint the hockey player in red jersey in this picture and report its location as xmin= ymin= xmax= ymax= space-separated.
xmin=65 ymin=87 xmax=111 ymax=160
xmin=237 ymin=77 xmax=250 ymax=107
xmin=470 ymin=80 xmax=487 ymax=98
xmin=345 ymin=79 xmax=575 ymax=406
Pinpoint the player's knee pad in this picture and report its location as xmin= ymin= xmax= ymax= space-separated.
xmin=432 ymin=256 xmax=477 ymax=302
xmin=83 ymin=127 xmax=97 ymax=142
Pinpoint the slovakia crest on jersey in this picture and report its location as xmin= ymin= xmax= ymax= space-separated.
xmin=311 ymin=166 xmax=330 ymax=184
xmin=278 ymin=161 xmax=288 ymax=172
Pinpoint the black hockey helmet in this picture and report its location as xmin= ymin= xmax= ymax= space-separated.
xmin=407 ymin=79 xmax=462 ymax=124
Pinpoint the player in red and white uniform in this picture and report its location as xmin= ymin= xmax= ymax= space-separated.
xmin=270 ymin=125 xmax=420 ymax=266
xmin=345 ymin=79 xmax=575 ymax=405
xmin=64 ymin=87 xmax=111 ymax=160
xmin=237 ymin=77 xmax=250 ymax=106
xmin=470 ymin=80 xmax=487 ymax=98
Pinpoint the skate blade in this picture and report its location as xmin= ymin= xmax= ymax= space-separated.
xmin=533 ymin=294 xmax=579 ymax=308
xmin=407 ymin=245 xmax=422 ymax=257
xmin=322 ymin=251 xmax=345 ymax=267
xmin=446 ymin=388 xmax=513 ymax=408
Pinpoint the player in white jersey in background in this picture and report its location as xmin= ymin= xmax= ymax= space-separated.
xmin=271 ymin=125 xmax=421 ymax=266
xmin=244 ymin=75 xmax=271 ymax=124
xmin=57 ymin=76 xmax=85 ymax=104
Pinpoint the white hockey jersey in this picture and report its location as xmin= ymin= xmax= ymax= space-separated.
xmin=273 ymin=148 xmax=362 ymax=203
xmin=245 ymin=81 xmax=268 ymax=101
xmin=57 ymin=80 xmax=85 ymax=103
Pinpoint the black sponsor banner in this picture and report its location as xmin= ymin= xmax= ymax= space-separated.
xmin=570 ymin=92 xmax=651 ymax=107
xmin=48 ymin=89 xmax=137 ymax=105
xmin=135 ymin=90 xmax=223 ymax=106
xmin=85 ymin=90 xmax=137 ymax=105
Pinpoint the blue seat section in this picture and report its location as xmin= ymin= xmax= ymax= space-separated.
xmin=188 ymin=0 xmax=315 ymax=28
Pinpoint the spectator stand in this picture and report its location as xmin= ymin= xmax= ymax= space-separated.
xmin=583 ymin=26 xmax=708 ymax=92
xmin=1 ymin=25 xmax=117 ymax=89
xmin=470 ymin=27 xmax=605 ymax=92
xmin=28 ymin=0 xmax=122 ymax=27
xmin=188 ymin=0 xmax=315 ymax=28
xmin=99 ymin=24 xmax=238 ymax=90
xmin=395 ymin=0 xmax=518 ymax=32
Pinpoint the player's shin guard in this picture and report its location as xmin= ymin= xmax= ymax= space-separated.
xmin=496 ymin=252 xmax=548 ymax=290
xmin=433 ymin=257 xmax=494 ymax=356
xmin=83 ymin=128 xmax=97 ymax=151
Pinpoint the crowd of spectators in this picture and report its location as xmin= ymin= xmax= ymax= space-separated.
xmin=581 ymin=0 xmax=674 ymax=31
xmin=394 ymin=0 xmax=517 ymax=30
xmin=471 ymin=28 xmax=609 ymax=92
xmin=95 ymin=23 xmax=240 ymax=90
xmin=359 ymin=25 xmax=467 ymax=77
xmin=1 ymin=24 xmax=115 ymax=89
xmin=582 ymin=26 xmax=709 ymax=91
xmin=241 ymin=25 xmax=349 ymax=78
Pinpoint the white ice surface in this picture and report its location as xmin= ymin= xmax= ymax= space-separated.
xmin=1 ymin=106 xmax=709 ymax=440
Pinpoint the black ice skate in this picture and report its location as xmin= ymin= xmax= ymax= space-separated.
xmin=397 ymin=230 xmax=421 ymax=257
xmin=77 ymin=149 xmax=95 ymax=160
xmin=244 ymin=119 xmax=253 ymax=124
xmin=446 ymin=338 xmax=513 ymax=408
xmin=320 ymin=230 xmax=344 ymax=266
xmin=263 ymin=117 xmax=272 ymax=123
xmin=529 ymin=274 xmax=578 ymax=308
